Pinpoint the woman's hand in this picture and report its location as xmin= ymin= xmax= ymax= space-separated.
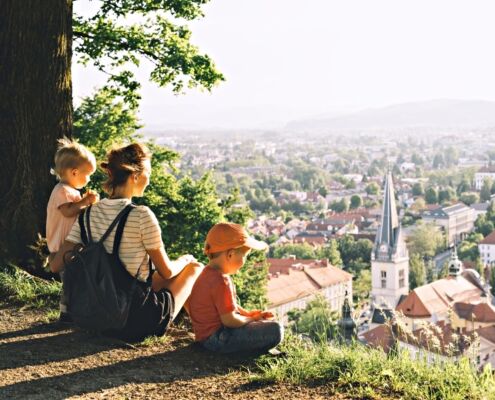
xmin=177 ymin=254 xmax=196 ymax=264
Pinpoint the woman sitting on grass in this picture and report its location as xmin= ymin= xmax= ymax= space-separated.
xmin=51 ymin=142 xmax=204 ymax=341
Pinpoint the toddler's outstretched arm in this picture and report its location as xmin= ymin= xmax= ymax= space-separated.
xmin=58 ymin=190 xmax=99 ymax=218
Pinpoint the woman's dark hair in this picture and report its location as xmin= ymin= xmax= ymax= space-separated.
xmin=100 ymin=143 xmax=151 ymax=195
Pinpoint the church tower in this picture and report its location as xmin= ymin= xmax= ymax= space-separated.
xmin=371 ymin=172 xmax=409 ymax=308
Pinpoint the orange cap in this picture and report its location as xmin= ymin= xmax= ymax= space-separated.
xmin=204 ymin=223 xmax=268 ymax=255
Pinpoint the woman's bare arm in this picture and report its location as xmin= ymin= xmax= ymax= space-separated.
xmin=147 ymin=247 xmax=198 ymax=280
xmin=50 ymin=240 xmax=77 ymax=272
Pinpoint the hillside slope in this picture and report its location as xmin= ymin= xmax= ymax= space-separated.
xmin=0 ymin=304 xmax=349 ymax=400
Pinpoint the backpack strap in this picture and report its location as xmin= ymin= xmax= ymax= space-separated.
xmin=112 ymin=204 xmax=136 ymax=255
xmin=85 ymin=205 xmax=93 ymax=243
xmin=99 ymin=204 xmax=135 ymax=245
xmin=78 ymin=208 xmax=89 ymax=245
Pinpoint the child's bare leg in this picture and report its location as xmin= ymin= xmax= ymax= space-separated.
xmin=152 ymin=264 xmax=202 ymax=320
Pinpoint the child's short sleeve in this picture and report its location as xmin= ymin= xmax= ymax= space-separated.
xmin=139 ymin=206 xmax=163 ymax=250
xmin=212 ymin=276 xmax=236 ymax=315
xmin=53 ymin=184 xmax=81 ymax=209
xmin=66 ymin=217 xmax=82 ymax=244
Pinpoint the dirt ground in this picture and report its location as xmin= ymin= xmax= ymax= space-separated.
xmin=0 ymin=304 xmax=348 ymax=399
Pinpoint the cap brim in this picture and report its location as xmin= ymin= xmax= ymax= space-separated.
xmin=244 ymin=237 xmax=269 ymax=251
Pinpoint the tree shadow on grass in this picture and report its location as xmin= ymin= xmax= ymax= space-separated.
xmin=0 ymin=339 xmax=261 ymax=400
xmin=0 ymin=321 xmax=66 ymax=341
xmin=0 ymin=328 xmax=123 ymax=371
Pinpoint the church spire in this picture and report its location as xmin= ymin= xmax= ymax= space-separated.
xmin=374 ymin=172 xmax=399 ymax=260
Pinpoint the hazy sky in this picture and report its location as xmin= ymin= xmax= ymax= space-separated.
xmin=73 ymin=0 xmax=495 ymax=130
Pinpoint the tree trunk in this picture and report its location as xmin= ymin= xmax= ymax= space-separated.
xmin=0 ymin=1 xmax=72 ymax=274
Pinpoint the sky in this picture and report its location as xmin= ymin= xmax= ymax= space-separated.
xmin=73 ymin=0 xmax=495 ymax=130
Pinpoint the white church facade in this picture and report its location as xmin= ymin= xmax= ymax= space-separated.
xmin=370 ymin=172 xmax=409 ymax=310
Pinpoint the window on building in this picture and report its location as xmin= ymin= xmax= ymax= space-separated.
xmin=399 ymin=269 xmax=405 ymax=288
xmin=381 ymin=270 xmax=387 ymax=288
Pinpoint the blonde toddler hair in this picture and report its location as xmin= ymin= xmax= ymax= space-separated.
xmin=51 ymin=137 xmax=96 ymax=180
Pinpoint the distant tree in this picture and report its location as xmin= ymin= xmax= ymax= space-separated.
xmin=330 ymin=198 xmax=349 ymax=213
xmin=458 ymin=240 xmax=480 ymax=262
xmin=475 ymin=215 xmax=495 ymax=237
xmin=337 ymin=236 xmax=372 ymax=274
xmin=487 ymin=201 xmax=495 ymax=221
xmin=409 ymin=254 xmax=426 ymax=290
xmin=317 ymin=239 xmax=343 ymax=266
xmin=459 ymin=192 xmax=480 ymax=206
xmin=433 ymin=153 xmax=444 ymax=169
xmin=438 ymin=260 xmax=449 ymax=279
xmin=457 ymin=179 xmax=471 ymax=195
xmin=444 ymin=146 xmax=459 ymax=167
xmin=411 ymin=153 xmax=424 ymax=165
xmin=318 ymin=186 xmax=328 ymax=197
xmin=412 ymin=183 xmax=424 ymax=196
xmin=426 ymin=259 xmax=437 ymax=283
xmin=392 ymin=164 xmax=401 ymax=177
xmin=363 ymin=198 xmax=379 ymax=209
xmin=281 ymin=200 xmax=313 ymax=215
xmin=345 ymin=180 xmax=356 ymax=189
xmin=221 ymin=188 xmax=254 ymax=226
xmin=425 ymin=187 xmax=438 ymax=204
xmin=480 ymin=178 xmax=493 ymax=202
xmin=288 ymin=295 xmax=338 ymax=342
xmin=350 ymin=195 xmax=362 ymax=209
xmin=411 ymin=197 xmax=426 ymax=212
xmin=490 ymin=267 xmax=495 ymax=297
xmin=365 ymin=182 xmax=380 ymax=195
xmin=407 ymin=223 xmax=444 ymax=258
xmin=272 ymin=243 xmax=316 ymax=259
xmin=438 ymin=187 xmax=455 ymax=204
xmin=332 ymin=159 xmax=350 ymax=174
xmin=353 ymin=269 xmax=371 ymax=301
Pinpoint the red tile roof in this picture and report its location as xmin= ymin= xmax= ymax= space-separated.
xmin=480 ymin=231 xmax=495 ymax=245
xmin=478 ymin=166 xmax=495 ymax=173
xmin=362 ymin=324 xmax=395 ymax=353
xmin=476 ymin=325 xmax=495 ymax=344
xmin=396 ymin=276 xmax=483 ymax=318
xmin=454 ymin=302 xmax=495 ymax=323
xmin=265 ymin=258 xmax=352 ymax=308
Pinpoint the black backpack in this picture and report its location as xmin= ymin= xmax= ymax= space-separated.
xmin=62 ymin=204 xmax=145 ymax=331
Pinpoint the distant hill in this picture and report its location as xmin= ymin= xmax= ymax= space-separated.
xmin=286 ymin=99 xmax=495 ymax=132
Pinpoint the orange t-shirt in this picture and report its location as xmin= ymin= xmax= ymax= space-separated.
xmin=189 ymin=265 xmax=237 ymax=342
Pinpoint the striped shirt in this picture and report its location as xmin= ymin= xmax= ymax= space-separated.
xmin=66 ymin=198 xmax=162 ymax=282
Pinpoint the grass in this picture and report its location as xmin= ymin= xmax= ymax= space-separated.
xmin=0 ymin=264 xmax=61 ymax=309
xmin=3 ymin=264 xmax=494 ymax=399
xmin=138 ymin=334 xmax=173 ymax=348
xmin=254 ymin=334 xmax=495 ymax=400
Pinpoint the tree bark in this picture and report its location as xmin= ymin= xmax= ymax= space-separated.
xmin=0 ymin=1 xmax=73 ymax=273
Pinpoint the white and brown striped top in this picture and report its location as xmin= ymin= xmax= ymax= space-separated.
xmin=66 ymin=198 xmax=162 ymax=282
